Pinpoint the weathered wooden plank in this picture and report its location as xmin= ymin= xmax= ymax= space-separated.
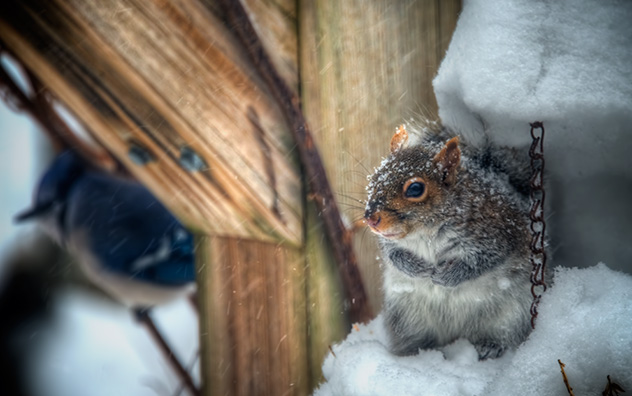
xmin=0 ymin=0 xmax=302 ymax=245
xmin=299 ymin=0 xmax=462 ymax=309
xmin=241 ymin=0 xmax=298 ymax=92
xmin=198 ymin=0 xmax=298 ymax=93
xmin=219 ymin=0 xmax=372 ymax=324
xmin=196 ymin=236 xmax=309 ymax=396
xmin=303 ymin=200 xmax=349 ymax=386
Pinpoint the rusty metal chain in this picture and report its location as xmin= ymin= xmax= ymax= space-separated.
xmin=528 ymin=121 xmax=547 ymax=328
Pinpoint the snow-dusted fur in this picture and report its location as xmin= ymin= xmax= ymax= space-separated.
xmin=366 ymin=123 xmax=544 ymax=359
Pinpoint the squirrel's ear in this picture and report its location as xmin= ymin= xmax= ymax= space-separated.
xmin=434 ymin=136 xmax=461 ymax=185
xmin=390 ymin=125 xmax=409 ymax=154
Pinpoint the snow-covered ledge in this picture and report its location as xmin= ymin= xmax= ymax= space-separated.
xmin=315 ymin=0 xmax=632 ymax=394
xmin=315 ymin=265 xmax=632 ymax=395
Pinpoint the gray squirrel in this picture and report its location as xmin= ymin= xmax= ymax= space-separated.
xmin=364 ymin=122 xmax=546 ymax=359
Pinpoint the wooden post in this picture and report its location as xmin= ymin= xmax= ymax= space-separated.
xmin=196 ymin=236 xmax=309 ymax=395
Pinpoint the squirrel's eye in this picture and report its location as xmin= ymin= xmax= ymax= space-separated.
xmin=403 ymin=177 xmax=427 ymax=202
xmin=406 ymin=182 xmax=424 ymax=197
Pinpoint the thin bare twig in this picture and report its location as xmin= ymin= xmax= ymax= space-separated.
xmin=603 ymin=375 xmax=626 ymax=396
xmin=558 ymin=359 xmax=575 ymax=396
xmin=216 ymin=0 xmax=372 ymax=323
xmin=136 ymin=310 xmax=200 ymax=396
xmin=0 ymin=41 xmax=116 ymax=171
xmin=173 ymin=350 xmax=201 ymax=396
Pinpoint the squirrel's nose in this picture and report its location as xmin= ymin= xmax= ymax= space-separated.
xmin=365 ymin=212 xmax=381 ymax=228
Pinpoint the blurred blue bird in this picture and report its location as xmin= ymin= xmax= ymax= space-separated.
xmin=16 ymin=151 xmax=196 ymax=307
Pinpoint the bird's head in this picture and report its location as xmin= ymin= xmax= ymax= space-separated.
xmin=15 ymin=151 xmax=85 ymax=242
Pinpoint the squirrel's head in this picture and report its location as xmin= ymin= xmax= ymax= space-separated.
xmin=364 ymin=125 xmax=461 ymax=240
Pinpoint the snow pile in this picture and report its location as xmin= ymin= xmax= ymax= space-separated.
xmin=314 ymin=264 xmax=632 ymax=396
xmin=434 ymin=0 xmax=632 ymax=158
xmin=486 ymin=264 xmax=632 ymax=395
xmin=434 ymin=0 xmax=632 ymax=271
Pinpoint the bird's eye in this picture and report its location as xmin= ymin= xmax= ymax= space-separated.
xmin=403 ymin=177 xmax=427 ymax=202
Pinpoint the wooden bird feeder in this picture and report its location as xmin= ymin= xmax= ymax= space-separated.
xmin=0 ymin=0 xmax=460 ymax=394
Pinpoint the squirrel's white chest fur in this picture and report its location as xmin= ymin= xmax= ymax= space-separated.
xmin=395 ymin=227 xmax=456 ymax=265
xmin=382 ymin=229 xmax=530 ymax=347
xmin=383 ymin=262 xmax=524 ymax=348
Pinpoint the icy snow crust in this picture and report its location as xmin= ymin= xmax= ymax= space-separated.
xmin=314 ymin=264 xmax=632 ymax=396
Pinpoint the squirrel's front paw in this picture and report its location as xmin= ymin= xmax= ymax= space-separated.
xmin=431 ymin=258 xmax=470 ymax=287
xmin=389 ymin=248 xmax=433 ymax=278
xmin=475 ymin=341 xmax=507 ymax=360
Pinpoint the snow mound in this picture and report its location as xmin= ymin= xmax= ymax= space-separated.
xmin=433 ymin=0 xmax=632 ymax=272
xmin=314 ymin=264 xmax=632 ymax=396
xmin=434 ymin=0 xmax=632 ymax=160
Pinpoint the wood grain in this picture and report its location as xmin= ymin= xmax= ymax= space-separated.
xmin=196 ymin=236 xmax=308 ymax=396
xmin=303 ymin=200 xmax=349 ymax=386
xmin=218 ymin=0 xmax=372 ymax=324
xmin=0 ymin=0 xmax=302 ymax=245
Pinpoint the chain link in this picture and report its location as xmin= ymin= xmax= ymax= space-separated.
xmin=528 ymin=121 xmax=547 ymax=328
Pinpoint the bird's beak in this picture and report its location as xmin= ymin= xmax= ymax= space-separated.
xmin=14 ymin=203 xmax=51 ymax=223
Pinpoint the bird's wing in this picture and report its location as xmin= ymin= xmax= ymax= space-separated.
xmin=66 ymin=173 xmax=195 ymax=286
